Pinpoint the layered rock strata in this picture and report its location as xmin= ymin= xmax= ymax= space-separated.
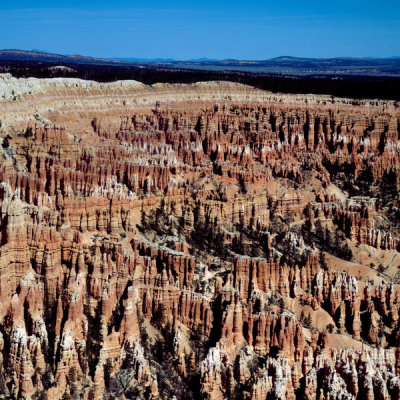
xmin=0 ymin=74 xmax=399 ymax=399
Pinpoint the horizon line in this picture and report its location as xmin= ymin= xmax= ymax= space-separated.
xmin=1 ymin=48 xmax=400 ymax=62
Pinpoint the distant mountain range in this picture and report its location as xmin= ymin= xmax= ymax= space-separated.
xmin=0 ymin=49 xmax=121 ymax=65
xmin=1 ymin=49 xmax=400 ymax=76
xmin=111 ymin=57 xmax=219 ymax=62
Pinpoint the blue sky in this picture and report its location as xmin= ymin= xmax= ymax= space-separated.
xmin=1 ymin=0 xmax=399 ymax=59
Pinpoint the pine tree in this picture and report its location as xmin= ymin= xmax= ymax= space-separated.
xmin=279 ymin=297 xmax=285 ymax=312
xmin=299 ymin=310 xmax=305 ymax=324
xmin=304 ymin=313 xmax=313 ymax=327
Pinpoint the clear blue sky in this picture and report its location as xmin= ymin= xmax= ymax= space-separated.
xmin=1 ymin=0 xmax=399 ymax=59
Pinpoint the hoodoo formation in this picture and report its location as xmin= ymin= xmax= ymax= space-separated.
xmin=0 ymin=73 xmax=400 ymax=399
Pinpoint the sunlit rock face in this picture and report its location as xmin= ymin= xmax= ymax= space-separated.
xmin=0 ymin=74 xmax=400 ymax=399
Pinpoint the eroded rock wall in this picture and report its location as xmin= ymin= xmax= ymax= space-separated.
xmin=0 ymin=75 xmax=399 ymax=399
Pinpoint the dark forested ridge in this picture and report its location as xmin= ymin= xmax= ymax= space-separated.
xmin=1 ymin=56 xmax=400 ymax=100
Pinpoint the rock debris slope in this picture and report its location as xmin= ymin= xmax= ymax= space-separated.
xmin=0 ymin=73 xmax=400 ymax=399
